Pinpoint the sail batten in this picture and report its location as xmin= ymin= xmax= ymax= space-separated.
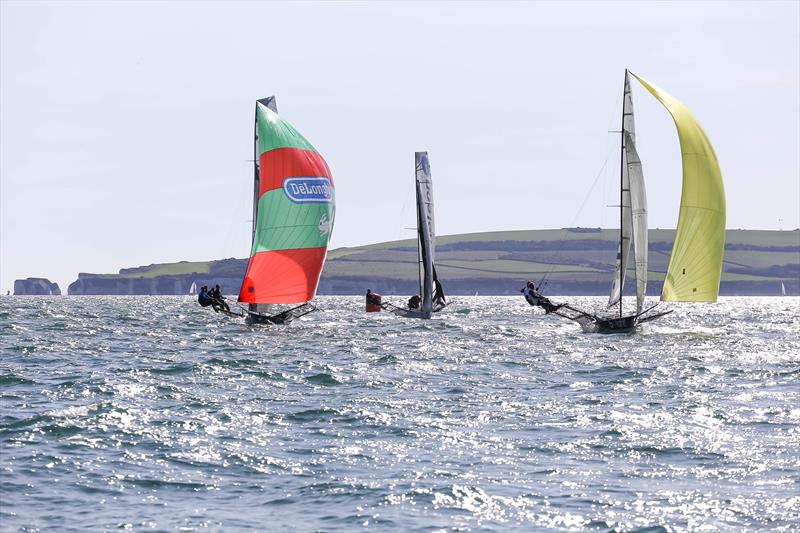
xmin=238 ymin=97 xmax=335 ymax=305
xmin=631 ymin=73 xmax=726 ymax=302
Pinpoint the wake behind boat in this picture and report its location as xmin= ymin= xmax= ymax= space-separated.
xmin=526 ymin=70 xmax=726 ymax=333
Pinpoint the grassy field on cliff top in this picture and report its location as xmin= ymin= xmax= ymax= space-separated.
xmin=104 ymin=228 xmax=799 ymax=286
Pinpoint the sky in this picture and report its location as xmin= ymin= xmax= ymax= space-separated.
xmin=1 ymin=0 xmax=798 ymax=293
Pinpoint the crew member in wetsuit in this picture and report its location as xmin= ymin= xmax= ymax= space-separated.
xmin=522 ymin=281 xmax=540 ymax=306
xmin=433 ymin=279 xmax=446 ymax=309
xmin=209 ymin=284 xmax=230 ymax=312
xmin=408 ymin=294 xmax=421 ymax=310
xmin=198 ymin=285 xmax=215 ymax=309
xmin=521 ymin=281 xmax=561 ymax=314
xmin=365 ymin=288 xmax=382 ymax=312
xmin=366 ymin=289 xmax=381 ymax=306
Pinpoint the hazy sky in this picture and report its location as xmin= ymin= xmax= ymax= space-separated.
xmin=2 ymin=1 xmax=798 ymax=293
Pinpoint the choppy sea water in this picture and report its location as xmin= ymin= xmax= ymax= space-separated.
xmin=1 ymin=296 xmax=798 ymax=532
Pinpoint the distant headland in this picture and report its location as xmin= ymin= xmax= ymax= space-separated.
xmin=45 ymin=228 xmax=798 ymax=297
xmin=13 ymin=278 xmax=61 ymax=295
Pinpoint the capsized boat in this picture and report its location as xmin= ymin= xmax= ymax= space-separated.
xmin=380 ymin=152 xmax=448 ymax=319
xmin=529 ymin=70 xmax=726 ymax=333
xmin=236 ymin=96 xmax=335 ymax=324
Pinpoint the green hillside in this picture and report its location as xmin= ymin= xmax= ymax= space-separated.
xmin=326 ymin=228 xmax=798 ymax=279
xmin=68 ymin=228 xmax=800 ymax=295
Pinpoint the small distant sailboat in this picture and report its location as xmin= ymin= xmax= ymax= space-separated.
xmin=188 ymin=281 xmax=197 ymax=295
xmin=532 ymin=70 xmax=726 ymax=333
xmin=380 ymin=152 xmax=448 ymax=319
xmin=781 ymin=282 xmax=786 ymax=296
xmin=235 ymin=96 xmax=335 ymax=324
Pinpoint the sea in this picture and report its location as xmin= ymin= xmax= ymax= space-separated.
xmin=1 ymin=296 xmax=798 ymax=532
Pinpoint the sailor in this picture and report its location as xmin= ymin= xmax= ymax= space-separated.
xmin=433 ymin=279 xmax=446 ymax=308
xmin=408 ymin=294 xmax=421 ymax=310
xmin=365 ymin=289 xmax=382 ymax=312
xmin=210 ymin=284 xmax=230 ymax=312
xmin=522 ymin=281 xmax=541 ymax=306
xmin=366 ymin=289 xmax=379 ymax=305
xmin=522 ymin=281 xmax=561 ymax=314
xmin=198 ymin=285 xmax=215 ymax=309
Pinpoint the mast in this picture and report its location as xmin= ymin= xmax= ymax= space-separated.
xmin=415 ymin=180 xmax=423 ymax=300
xmin=252 ymin=96 xmax=277 ymax=245
xmin=250 ymin=102 xmax=261 ymax=313
xmin=252 ymin=104 xmax=259 ymax=245
xmin=618 ymin=70 xmax=626 ymax=318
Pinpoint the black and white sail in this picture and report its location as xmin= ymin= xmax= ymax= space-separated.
xmin=378 ymin=152 xmax=447 ymax=319
xmin=416 ymin=152 xmax=436 ymax=319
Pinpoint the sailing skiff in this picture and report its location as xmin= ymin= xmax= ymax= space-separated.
xmin=379 ymin=152 xmax=448 ymax=319
xmin=234 ymin=96 xmax=335 ymax=324
xmin=531 ymin=70 xmax=726 ymax=333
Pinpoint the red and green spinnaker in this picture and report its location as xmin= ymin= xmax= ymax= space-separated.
xmin=238 ymin=99 xmax=335 ymax=304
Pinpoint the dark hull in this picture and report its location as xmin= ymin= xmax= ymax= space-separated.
xmin=525 ymin=295 xmax=672 ymax=334
xmin=245 ymin=303 xmax=316 ymax=325
xmin=593 ymin=314 xmax=639 ymax=334
xmin=246 ymin=312 xmax=295 ymax=325
xmin=381 ymin=300 xmax=449 ymax=319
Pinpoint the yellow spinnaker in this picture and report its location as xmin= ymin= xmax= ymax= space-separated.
xmin=632 ymin=73 xmax=726 ymax=302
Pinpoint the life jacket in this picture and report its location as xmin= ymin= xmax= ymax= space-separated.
xmin=365 ymin=291 xmax=382 ymax=312
xmin=198 ymin=291 xmax=213 ymax=307
xmin=523 ymin=287 xmax=540 ymax=306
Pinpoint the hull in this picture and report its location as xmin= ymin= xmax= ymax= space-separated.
xmin=592 ymin=314 xmax=639 ymax=334
xmin=245 ymin=302 xmax=316 ymax=325
xmin=524 ymin=294 xmax=671 ymax=334
xmin=381 ymin=300 xmax=448 ymax=319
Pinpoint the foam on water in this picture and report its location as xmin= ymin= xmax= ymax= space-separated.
xmin=1 ymin=296 xmax=799 ymax=531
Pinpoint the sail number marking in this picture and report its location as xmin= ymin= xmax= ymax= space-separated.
xmin=283 ymin=177 xmax=333 ymax=204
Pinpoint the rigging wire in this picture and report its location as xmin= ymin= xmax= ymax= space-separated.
xmin=538 ymin=83 xmax=624 ymax=293
xmin=218 ymin=162 xmax=253 ymax=263
xmin=397 ymin=177 xmax=414 ymax=241
xmin=538 ymin=151 xmax=611 ymax=290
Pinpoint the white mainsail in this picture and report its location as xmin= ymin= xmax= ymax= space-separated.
xmin=625 ymin=131 xmax=648 ymax=313
xmin=608 ymin=72 xmax=636 ymax=308
xmin=415 ymin=152 xmax=435 ymax=319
